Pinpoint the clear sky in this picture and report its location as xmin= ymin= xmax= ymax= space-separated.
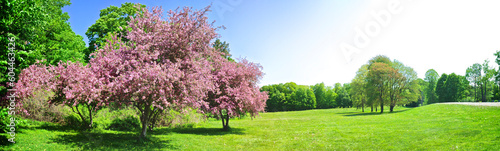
xmin=63 ymin=0 xmax=500 ymax=87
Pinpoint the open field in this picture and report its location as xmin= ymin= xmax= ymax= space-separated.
xmin=1 ymin=104 xmax=499 ymax=150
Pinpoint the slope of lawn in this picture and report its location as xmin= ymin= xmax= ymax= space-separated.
xmin=1 ymin=104 xmax=499 ymax=150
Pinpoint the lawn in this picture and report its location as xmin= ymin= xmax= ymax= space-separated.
xmin=1 ymin=104 xmax=499 ymax=150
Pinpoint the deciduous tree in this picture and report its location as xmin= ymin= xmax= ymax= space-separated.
xmin=204 ymin=58 xmax=267 ymax=130
xmin=424 ymin=69 xmax=439 ymax=104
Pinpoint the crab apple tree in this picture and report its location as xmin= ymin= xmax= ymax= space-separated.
xmin=92 ymin=5 xmax=220 ymax=139
xmin=204 ymin=57 xmax=268 ymax=130
xmin=15 ymin=61 xmax=103 ymax=129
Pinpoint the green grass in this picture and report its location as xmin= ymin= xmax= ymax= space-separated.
xmin=2 ymin=104 xmax=499 ymax=150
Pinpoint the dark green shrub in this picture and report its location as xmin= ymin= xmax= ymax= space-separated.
xmin=63 ymin=115 xmax=85 ymax=130
xmin=107 ymin=115 xmax=140 ymax=131
xmin=1 ymin=108 xmax=29 ymax=133
xmin=1 ymin=108 xmax=10 ymax=133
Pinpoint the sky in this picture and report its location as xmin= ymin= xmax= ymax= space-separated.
xmin=63 ymin=0 xmax=500 ymax=87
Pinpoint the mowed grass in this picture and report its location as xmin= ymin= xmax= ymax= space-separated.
xmin=2 ymin=104 xmax=499 ymax=150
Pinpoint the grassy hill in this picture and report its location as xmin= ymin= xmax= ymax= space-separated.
xmin=2 ymin=104 xmax=499 ymax=150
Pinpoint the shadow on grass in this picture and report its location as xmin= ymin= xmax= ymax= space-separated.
xmin=0 ymin=134 xmax=14 ymax=147
xmin=153 ymin=127 xmax=245 ymax=136
xmin=38 ymin=123 xmax=78 ymax=132
xmin=50 ymin=132 xmax=177 ymax=150
xmin=339 ymin=108 xmax=412 ymax=117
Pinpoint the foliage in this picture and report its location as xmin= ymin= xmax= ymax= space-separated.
xmin=335 ymin=83 xmax=351 ymax=108
xmin=85 ymin=2 xmax=146 ymax=62
xmin=312 ymin=82 xmax=337 ymax=109
xmin=107 ymin=115 xmax=141 ymax=131
xmin=350 ymin=64 xmax=368 ymax=111
xmin=424 ymin=69 xmax=439 ymax=104
xmin=389 ymin=60 xmax=420 ymax=111
xmin=366 ymin=62 xmax=394 ymax=113
xmin=16 ymin=61 xmax=103 ymax=129
xmin=204 ymin=57 xmax=267 ymax=130
xmin=0 ymin=108 xmax=10 ymax=133
xmin=0 ymin=0 xmax=86 ymax=106
xmin=155 ymin=108 xmax=206 ymax=128
xmin=17 ymin=89 xmax=70 ymax=123
xmin=261 ymin=82 xmax=323 ymax=112
xmin=213 ymin=39 xmax=233 ymax=61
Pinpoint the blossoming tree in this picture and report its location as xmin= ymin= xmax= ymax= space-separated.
xmin=16 ymin=61 xmax=102 ymax=129
xmin=204 ymin=57 xmax=268 ymax=130
xmin=92 ymin=5 xmax=219 ymax=138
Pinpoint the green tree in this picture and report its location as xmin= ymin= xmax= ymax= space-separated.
xmin=457 ymin=75 xmax=471 ymax=101
xmin=366 ymin=62 xmax=394 ymax=113
xmin=85 ymin=2 xmax=146 ymax=62
xmin=213 ymin=39 xmax=233 ymax=61
xmin=436 ymin=73 xmax=448 ymax=102
xmin=445 ymin=73 xmax=461 ymax=102
xmin=389 ymin=60 xmax=419 ymax=112
xmin=324 ymin=86 xmax=338 ymax=108
xmin=261 ymin=82 xmax=318 ymax=111
xmin=466 ymin=63 xmax=482 ymax=102
xmin=1 ymin=0 xmax=85 ymax=106
xmin=424 ymin=69 xmax=439 ymax=104
xmin=290 ymin=86 xmax=316 ymax=110
xmin=481 ymin=60 xmax=495 ymax=102
xmin=350 ymin=64 xmax=368 ymax=112
xmin=312 ymin=83 xmax=327 ymax=109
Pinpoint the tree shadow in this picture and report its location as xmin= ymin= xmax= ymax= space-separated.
xmin=339 ymin=108 xmax=412 ymax=117
xmin=37 ymin=123 xmax=77 ymax=132
xmin=50 ymin=131 xmax=177 ymax=150
xmin=153 ymin=127 xmax=245 ymax=136
xmin=0 ymin=134 xmax=14 ymax=147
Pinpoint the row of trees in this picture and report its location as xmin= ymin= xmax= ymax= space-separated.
xmin=260 ymin=82 xmax=353 ymax=112
xmin=14 ymin=4 xmax=268 ymax=139
xmin=424 ymin=53 xmax=500 ymax=103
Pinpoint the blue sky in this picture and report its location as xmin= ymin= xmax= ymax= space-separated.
xmin=63 ymin=0 xmax=500 ymax=86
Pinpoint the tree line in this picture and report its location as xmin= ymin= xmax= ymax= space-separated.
xmin=261 ymin=55 xmax=422 ymax=113
xmin=424 ymin=52 xmax=500 ymax=103
xmin=260 ymin=82 xmax=352 ymax=112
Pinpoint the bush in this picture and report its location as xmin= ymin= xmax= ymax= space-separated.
xmin=1 ymin=108 xmax=30 ymax=133
xmin=107 ymin=115 xmax=140 ymax=131
xmin=0 ymin=108 xmax=10 ymax=133
xmin=92 ymin=106 xmax=139 ymax=130
xmin=63 ymin=115 xmax=85 ymax=130
xmin=19 ymin=89 xmax=71 ymax=123
xmin=155 ymin=108 xmax=206 ymax=128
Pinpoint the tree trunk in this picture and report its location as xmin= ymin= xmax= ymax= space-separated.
xmin=72 ymin=105 xmax=88 ymax=129
xmin=380 ymin=102 xmax=384 ymax=113
xmin=362 ymin=98 xmax=365 ymax=112
xmin=220 ymin=110 xmax=226 ymax=129
xmin=88 ymin=105 xmax=93 ymax=128
xmin=370 ymin=105 xmax=373 ymax=112
xmin=224 ymin=112 xmax=230 ymax=130
xmin=139 ymin=104 xmax=151 ymax=139
xmin=149 ymin=109 xmax=161 ymax=131
xmin=390 ymin=105 xmax=394 ymax=112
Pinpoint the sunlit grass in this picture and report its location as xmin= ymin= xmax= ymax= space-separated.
xmin=2 ymin=104 xmax=499 ymax=150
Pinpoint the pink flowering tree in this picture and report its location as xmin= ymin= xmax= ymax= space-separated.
xmin=16 ymin=61 xmax=102 ymax=129
xmin=204 ymin=57 xmax=268 ymax=130
xmin=92 ymin=5 xmax=219 ymax=139
xmin=16 ymin=62 xmax=53 ymax=115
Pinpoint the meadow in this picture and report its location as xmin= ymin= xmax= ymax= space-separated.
xmin=1 ymin=104 xmax=499 ymax=150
